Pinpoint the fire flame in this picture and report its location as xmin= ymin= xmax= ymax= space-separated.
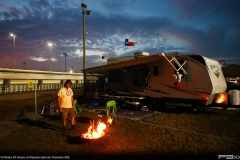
xmin=215 ymin=93 xmax=228 ymax=104
xmin=107 ymin=116 xmax=113 ymax=125
xmin=81 ymin=117 xmax=113 ymax=139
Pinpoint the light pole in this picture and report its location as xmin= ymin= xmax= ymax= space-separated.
xmin=77 ymin=49 xmax=81 ymax=72
xmin=10 ymin=33 xmax=17 ymax=69
xmin=48 ymin=43 xmax=54 ymax=71
xmin=63 ymin=53 xmax=67 ymax=72
xmin=81 ymin=3 xmax=91 ymax=70
xmin=99 ymin=55 xmax=101 ymax=66
xmin=81 ymin=3 xmax=91 ymax=97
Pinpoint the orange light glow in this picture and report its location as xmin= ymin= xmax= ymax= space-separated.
xmin=205 ymin=95 xmax=210 ymax=100
xmin=81 ymin=117 xmax=113 ymax=139
xmin=215 ymin=93 xmax=228 ymax=104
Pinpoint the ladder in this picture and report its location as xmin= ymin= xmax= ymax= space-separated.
xmin=162 ymin=53 xmax=187 ymax=74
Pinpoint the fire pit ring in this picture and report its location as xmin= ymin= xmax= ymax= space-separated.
xmin=80 ymin=132 xmax=105 ymax=140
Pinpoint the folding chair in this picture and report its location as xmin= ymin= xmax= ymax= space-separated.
xmin=106 ymin=100 xmax=116 ymax=123
xmin=73 ymin=99 xmax=82 ymax=117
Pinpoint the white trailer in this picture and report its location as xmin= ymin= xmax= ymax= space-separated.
xmin=82 ymin=52 xmax=227 ymax=106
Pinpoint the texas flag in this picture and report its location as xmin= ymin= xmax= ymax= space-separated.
xmin=125 ymin=39 xmax=134 ymax=46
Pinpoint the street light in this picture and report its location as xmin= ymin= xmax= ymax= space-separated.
xmin=10 ymin=33 xmax=17 ymax=69
xmin=48 ymin=43 xmax=54 ymax=71
xmin=70 ymin=66 xmax=74 ymax=73
xmin=81 ymin=3 xmax=91 ymax=97
xmin=63 ymin=53 xmax=67 ymax=72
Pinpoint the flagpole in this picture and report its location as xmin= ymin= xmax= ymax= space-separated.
xmin=124 ymin=38 xmax=126 ymax=55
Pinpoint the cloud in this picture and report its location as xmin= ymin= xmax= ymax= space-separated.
xmin=0 ymin=0 xmax=240 ymax=71
xmin=30 ymin=57 xmax=48 ymax=62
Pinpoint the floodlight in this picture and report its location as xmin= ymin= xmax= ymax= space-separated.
xmin=86 ymin=10 xmax=91 ymax=15
xmin=81 ymin=3 xmax=87 ymax=9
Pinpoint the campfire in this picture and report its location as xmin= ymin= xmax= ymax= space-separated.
xmin=81 ymin=117 xmax=113 ymax=139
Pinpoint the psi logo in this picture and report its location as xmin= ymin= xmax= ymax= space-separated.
xmin=218 ymin=155 xmax=240 ymax=159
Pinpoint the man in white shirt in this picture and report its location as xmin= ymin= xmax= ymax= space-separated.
xmin=58 ymin=79 xmax=75 ymax=134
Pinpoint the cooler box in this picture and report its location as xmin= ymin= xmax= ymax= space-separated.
xmin=42 ymin=103 xmax=55 ymax=115
xmin=44 ymin=108 xmax=54 ymax=115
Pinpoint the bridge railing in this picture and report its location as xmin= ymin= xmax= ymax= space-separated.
xmin=0 ymin=83 xmax=83 ymax=94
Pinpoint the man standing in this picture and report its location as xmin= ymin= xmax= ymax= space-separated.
xmin=58 ymin=79 xmax=76 ymax=135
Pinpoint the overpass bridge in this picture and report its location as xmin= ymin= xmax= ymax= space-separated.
xmin=0 ymin=68 xmax=83 ymax=80
xmin=0 ymin=68 xmax=98 ymax=94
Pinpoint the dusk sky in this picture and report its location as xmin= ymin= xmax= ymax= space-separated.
xmin=0 ymin=0 xmax=240 ymax=72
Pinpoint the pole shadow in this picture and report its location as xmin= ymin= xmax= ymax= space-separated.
xmin=15 ymin=118 xmax=61 ymax=131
